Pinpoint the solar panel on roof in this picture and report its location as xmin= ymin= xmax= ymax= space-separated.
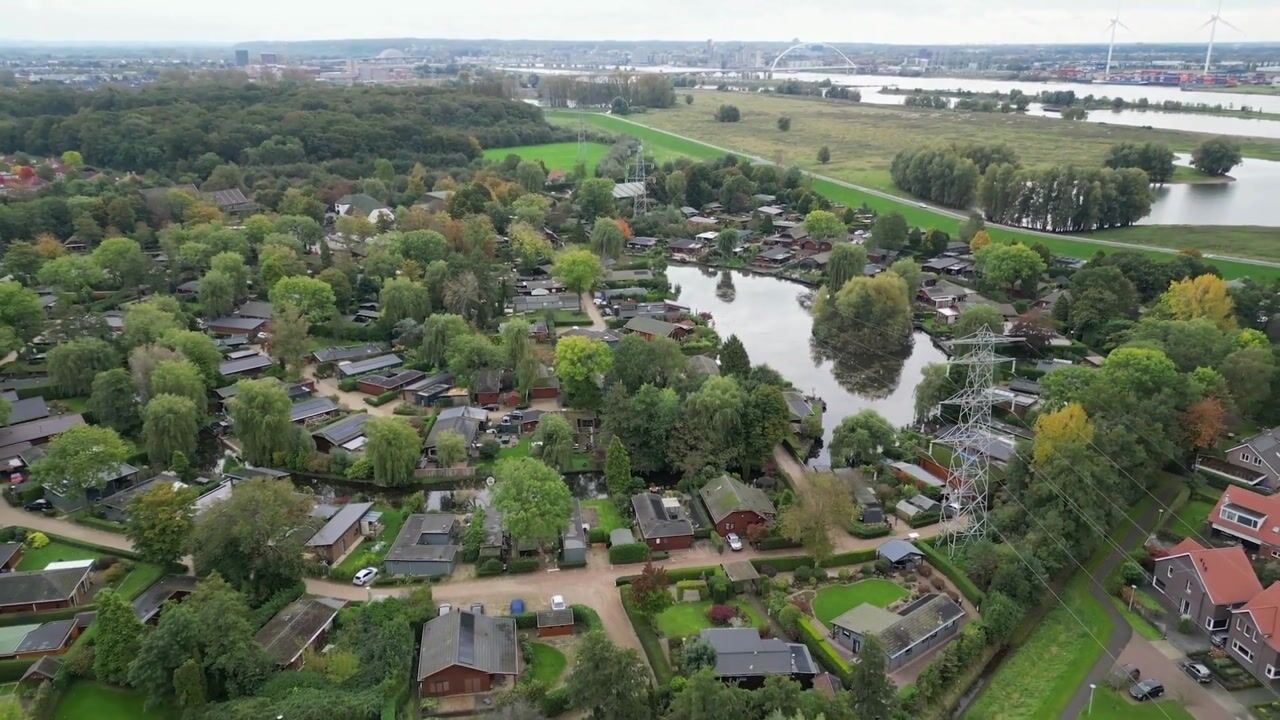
xmin=458 ymin=612 xmax=475 ymax=665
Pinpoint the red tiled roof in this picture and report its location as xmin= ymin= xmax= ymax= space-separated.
xmin=1237 ymin=583 xmax=1280 ymax=652
xmin=1161 ymin=537 xmax=1262 ymax=605
xmin=1211 ymin=486 xmax=1280 ymax=548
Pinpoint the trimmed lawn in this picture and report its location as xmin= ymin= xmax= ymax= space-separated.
xmin=114 ymin=562 xmax=166 ymax=600
xmin=654 ymin=600 xmax=763 ymax=639
xmin=525 ymin=642 xmax=568 ymax=687
xmin=1089 ymin=689 xmax=1195 ymax=720
xmin=55 ymin=681 xmax=177 ymax=720
xmin=482 ymin=141 xmax=609 ymax=173
xmin=332 ymin=505 xmax=409 ymax=577
xmin=15 ymin=540 xmax=103 ymax=571
xmin=1111 ymin=597 xmax=1162 ymax=641
xmin=1165 ymin=499 xmax=1215 ymax=542
xmin=812 ymin=580 xmax=909 ymax=628
xmin=497 ymin=437 xmax=532 ymax=461
xmin=582 ymin=499 xmax=626 ymax=533
xmin=964 ymin=579 xmax=1112 ymax=720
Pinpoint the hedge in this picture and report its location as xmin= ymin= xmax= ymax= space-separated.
xmin=0 ymin=658 xmax=34 ymax=682
xmin=571 ymin=603 xmax=602 ymax=630
xmin=74 ymin=515 xmax=127 ymax=533
xmin=608 ymin=543 xmax=650 ymax=565
xmin=511 ymin=611 xmax=538 ymax=629
xmin=0 ymin=604 xmax=87 ymax=628
xmin=365 ymin=390 xmax=398 ymax=407
xmin=818 ymin=548 xmax=878 ymax=568
xmin=755 ymin=536 xmax=803 ymax=551
xmin=541 ymin=686 xmax=572 ymax=717
xmin=620 ymin=591 xmax=673 ymax=683
xmin=798 ymin=617 xmax=851 ymax=681
xmin=918 ymin=538 xmax=985 ymax=606
xmin=558 ymin=559 xmax=587 ymax=569
xmin=587 ymin=527 xmax=609 ymax=544
xmin=36 ymin=531 xmax=143 ymax=562
xmin=509 ymin=558 xmax=539 ymax=574
xmin=908 ymin=510 xmax=942 ymax=528
xmin=338 ymin=378 xmax=359 ymax=392
xmin=650 ymin=551 xmax=669 ymax=561
xmin=847 ymin=521 xmax=892 ymax=539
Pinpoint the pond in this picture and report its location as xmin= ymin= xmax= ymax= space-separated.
xmin=1143 ymin=154 xmax=1280 ymax=227
xmin=668 ymin=266 xmax=948 ymax=465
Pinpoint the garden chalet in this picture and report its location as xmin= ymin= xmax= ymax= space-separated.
xmin=255 ymin=596 xmax=346 ymax=668
xmin=386 ymin=513 xmax=460 ymax=577
xmin=699 ymin=627 xmax=817 ymax=688
xmin=218 ymin=352 xmax=273 ymax=377
xmin=631 ymin=493 xmax=694 ymax=550
xmin=829 ymin=594 xmax=964 ymax=670
xmin=289 ymin=397 xmax=340 ymax=424
xmin=0 ymin=566 xmax=93 ymax=614
xmin=417 ymin=610 xmax=519 ymax=696
xmin=699 ymin=475 xmax=776 ymax=537
xmin=336 ymin=353 xmax=402 ymax=379
xmin=306 ymin=501 xmax=375 ymax=565
xmin=0 ymin=619 xmax=80 ymax=659
xmin=312 ymin=413 xmax=371 ymax=452
xmin=311 ymin=343 xmax=387 ymax=365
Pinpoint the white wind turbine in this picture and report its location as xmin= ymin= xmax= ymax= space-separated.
xmin=1103 ymin=0 xmax=1130 ymax=79
xmin=1201 ymin=0 xmax=1241 ymax=74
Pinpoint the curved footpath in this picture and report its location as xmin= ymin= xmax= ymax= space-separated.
xmin=595 ymin=113 xmax=1280 ymax=271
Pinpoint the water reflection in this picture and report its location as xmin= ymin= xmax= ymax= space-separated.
xmin=811 ymin=338 xmax=912 ymax=400
xmin=1143 ymin=154 xmax=1280 ymax=227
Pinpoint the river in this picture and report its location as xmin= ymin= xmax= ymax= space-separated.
xmin=1143 ymin=154 xmax=1280 ymax=227
xmin=667 ymin=265 xmax=948 ymax=465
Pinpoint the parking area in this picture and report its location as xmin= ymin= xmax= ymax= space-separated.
xmin=1116 ymin=634 xmax=1248 ymax=720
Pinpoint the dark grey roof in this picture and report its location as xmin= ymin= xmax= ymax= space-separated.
xmin=426 ymin=416 xmax=480 ymax=448
xmin=877 ymin=594 xmax=965 ymax=658
xmin=417 ymin=611 xmax=519 ymax=680
xmin=632 ymin=493 xmax=694 ymax=539
xmin=3 ymin=397 xmax=48 ymax=427
xmin=877 ymin=539 xmax=923 ymax=564
xmin=307 ymin=502 xmax=373 ymax=548
xmin=131 ymin=574 xmax=198 ymax=623
xmin=218 ymin=353 xmax=273 ymax=376
xmin=358 ymin=369 xmax=426 ymax=391
xmin=387 ymin=514 xmax=460 ymax=562
xmin=0 ymin=567 xmax=91 ymax=607
xmin=721 ymin=560 xmax=760 ymax=583
xmin=313 ymin=413 xmax=370 ymax=446
xmin=699 ymin=628 xmax=816 ymax=678
xmin=336 ymin=353 xmax=403 ymax=378
xmin=562 ymin=500 xmax=585 ymax=550
xmin=513 ymin=294 xmax=581 ymax=313
xmin=698 ymin=475 xmax=776 ymax=524
xmin=312 ymin=343 xmax=387 ymax=364
xmin=537 ymin=608 xmax=574 ymax=627
xmin=1235 ymin=428 xmax=1280 ymax=474
xmin=209 ymin=316 xmax=267 ymax=332
xmin=623 ymin=316 xmax=678 ymax=337
xmin=0 ymin=414 xmax=84 ymax=448
xmin=609 ymin=528 xmax=636 ymax=546
xmin=234 ymin=300 xmax=274 ymax=319
xmin=202 ymin=188 xmax=255 ymax=210
xmin=254 ymin=596 xmax=345 ymax=666
xmin=0 ymin=544 xmax=20 ymax=569
xmin=290 ymin=397 xmax=339 ymax=423
xmin=20 ymin=656 xmax=62 ymax=683
xmin=15 ymin=619 xmax=76 ymax=654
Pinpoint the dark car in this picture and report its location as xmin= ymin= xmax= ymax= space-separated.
xmin=23 ymin=498 xmax=52 ymax=512
xmin=1210 ymin=631 xmax=1227 ymax=648
xmin=1181 ymin=660 xmax=1212 ymax=684
xmin=1129 ymin=679 xmax=1165 ymax=701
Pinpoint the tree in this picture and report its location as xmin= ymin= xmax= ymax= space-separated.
xmin=604 ymin=435 xmax=637 ymax=510
xmin=269 ymin=305 xmax=309 ymax=375
xmin=1160 ymin=274 xmax=1236 ymax=331
xmin=817 ymin=146 xmax=831 ymax=164
xmin=802 ymin=210 xmax=845 ymax=242
xmin=515 ymin=160 xmax=547 ymax=193
xmin=667 ymin=668 xmax=747 ymax=720
xmin=144 ymin=394 xmax=199 ymax=467
xmin=188 ymin=480 xmax=311 ymax=604
xmin=975 ymin=242 xmax=1046 ymax=295
xmin=719 ymin=335 xmax=750 ymax=379
xmin=565 ymin=630 xmax=652 ymax=720
xmin=93 ymin=588 xmax=143 ymax=685
xmin=92 ymin=237 xmax=148 ymax=287
xmin=122 ymin=299 xmax=183 ymax=350
xmin=32 ymin=425 xmax=129 ymax=498
xmin=1105 ymin=142 xmax=1175 ymax=184
xmin=829 ymin=410 xmax=896 ymax=468
xmin=0 ymin=281 xmax=44 ymax=340
xmin=591 ymin=217 xmax=625 ymax=260
xmin=869 ymin=212 xmax=908 ymax=250
xmin=435 ymin=430 xmax=466 ymax=468
xmin=913 ymin=362 xmax=953 ymax=422
xmin=576 ymin=178 xmax=616 ymax=222
xmin=740 ymin=384 xmax=792 ymax=477
xmin=605 ymin=384 xmax=680 ymax=474
xmin=508 ymin=221 xmax=553 ymax=270
xmin=269 ymin=275 xmax=336 ymax=323
xmin=365 ymin=417 xmax=420 ymax=486
xmin=533 ymin=413 xmax=575 ymax=471
xmin=1181 ymin=397 xmax=1226 ymax=451
xmin=258 ymin=244 xmax=305 ymax=289
xmin=87 ymin=368 xmax=141 ymax=435
xmin=149 ymin=359 xmax=206 ymax=411
xmin=173 ymin=658 xmax=207 ymax=711
xmin=779 ymin=471 xmax=853 ymax=561
xmin=1032 ymin=403 xmax=1094 ymax=466
xmin=499 ymin=318 xmax=532 ymax=371
xmin=555 ymin=335 xmax=612 ymax=405
xmin=888 ymin=257 xmax=922 ymax=294
xmin=1191 ymin=137 xmax=1243 ymax=176
xmin=954 ymin=305 xmax=1004 ymax=338
xmin=553 ymin=249 xmax=604 ymax=294
xmin=421 ymin=314 xmax=471 ymax=368
xmin=47 ymin=337 xmax=117 ymax=394
xmin=715 ymin=104 xmax=741 ymax=122
xmin=777 ymin=116 xmax=791 ymax=131
xmin=969 ymin=230 xmax=992 ymax=253
xmin=815 ymin=273 xmax=912 ymax=351
xmin=492 ymin=457 xmax=573 ymax=549
xmin=669 ymin=376 xmax=748 ymax=476
xmin=826 ymin=243 xmax=866 ymax=292
xmin=1221 ymin=346 xmax=1277 ymax=418
xmin=443 ymin=271 xmax=482 ymax=321
xmin=228 ymin=379 xmax=292 ymax=465
xmin=198 ymin=270 xmax=236 ymax=319
xmin=126 ymin=481 xmax=197 ymax=565
xmin=446 ymin=333 xmax=502 ymax=387
xmin=849 ymin=635 xmax=896 ymax=720
xmin=163 ymin=330 xmax=221 ymax=385
xmin=628 ymin=561 xmax=670 ymax=615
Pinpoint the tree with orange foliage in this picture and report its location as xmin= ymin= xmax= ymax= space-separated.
xmin=969 ymin=230 xmax=992 ymax=254
xmin=1160 ymin=274 xmax=1236 ymax=331
xmin=614 ymin=217 xmax=632 ymax=239
xmin=1181 ymin=397 xmax=1226 ymax=450
xmin=1032 ymin=402 xmax=1094 ymax=466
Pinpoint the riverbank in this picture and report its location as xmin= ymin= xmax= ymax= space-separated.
xmin=1171 ymin=165 xmax=1232 ymax=184
xmin=875 ymin=86 xmax=1280 ymax=121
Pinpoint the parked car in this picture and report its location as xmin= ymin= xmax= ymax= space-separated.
xmin=1129 ymin=679 xmax=1165 ymax=701
xmin=1210 ymin=631 xmax=1227 ymax=648
xmin=482 ymin=404 xmax=499 ymax=412
xmin=352 ymin=567 xmax=378 ymax=586
xmin=1181 ymin=660 xmax=1212 ymax=684
xmin=470 ymin=603 xmax=485 ymax=615
xmin=437 ymin=603 xmax=452 ymax=616
xmin=510 ymin=410 xmax=524 ymax=420
xmin=726 ymin=533 xmax=744 ymax=551
xmin=23 ymin=498 xmax=52 ymax=512
xmin=550 ymin=595 xmax=567 ymax=611
xmin=510 ymin=598 xmax=525 ymax=614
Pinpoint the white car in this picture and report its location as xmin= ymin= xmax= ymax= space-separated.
xmin=726 ymin=533 xmax=744 ymax=551
xmin=352 ymin=567 xmax=378 ymax=586
xmin=550 ymin=595 xmax=567 ymax=611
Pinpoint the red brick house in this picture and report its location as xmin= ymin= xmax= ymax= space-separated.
xmin=418 ymin=611 xmax=519 ymax=696
xmin=0 ymin=566 xmax=92 ymax=614
xmin=698 ymin=475 xmax=777 ymax=538
xmin=631 ymin=492 xmax=695 ymax=550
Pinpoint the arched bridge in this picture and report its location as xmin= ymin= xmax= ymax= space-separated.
xmin=767 ymin=43 xmax=857 ymax=77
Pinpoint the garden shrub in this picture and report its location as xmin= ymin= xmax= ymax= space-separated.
xmin=608 ymin=542 xmax=650 ymax=564
xmin=25 ymin=531 xmax=49 ymax=549
xmin=511 ymin=612 xmax=538 ymax=629
xmin=477 ymin=558 xmax=504 ymax=576
xmin=364 ymin=390 xmax=398 ymax=407
xmin=509 ymin=558 xmax=539 ymax=573
xmin=848 ymin=521 xmax=892 ymax=539
xmin=706 ymin=604 xmax=736 ymax=626
xmin=541 ymin=687 xmax=572 ymax=717
xmin=651 ymin=551 xmax=670 ymax=561
xmin=707 ymin=575 xmax=731 ymax=603
xmin=338 ymin=378 xmax=358 ymax=392
xmin=587 ymin=527 xmax=609 ymax=544
xmin=794 ymin=566 xmax=812 ymax=582
xmin=755 ymin=536 xmax=803 ymax=551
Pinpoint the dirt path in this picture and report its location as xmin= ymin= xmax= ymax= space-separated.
xmin=0 ymin=502 xmax=134 ymax=553
xmin=557 ymin=292 xmax=607 ymax=336
xmin=302 ymin=365 xmax=399 ymax=417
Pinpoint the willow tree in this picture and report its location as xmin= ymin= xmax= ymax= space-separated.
xmin=228 ymin=379 xmax=291 ymax=465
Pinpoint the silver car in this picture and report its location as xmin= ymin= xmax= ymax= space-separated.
xmin=1181 ymin=660 xmax=1212 ymax=684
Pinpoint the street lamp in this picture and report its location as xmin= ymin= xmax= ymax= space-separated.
xmin=1088 ymin=683 xmax=1097 ymax=715
xmin=1129 ymin=584 xmax=1137 ymax=612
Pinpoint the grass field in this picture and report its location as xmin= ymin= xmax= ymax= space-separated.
xmin=1165 ymin=499 xmax=1216 ymax=542
xmin=55 ymin=681 xmax=176 ymax=720
xmin=964 ymin=579 xmax=1112 ymax=720
xmin=114 ymin=562 xmax=166 ymax=600
xmin=483 ymin=141 xmax=609 ymax=173
xmin=1073 ymin=225 xmax=1280 ymax=263
xmin=15 ymin=540 xmax=103 ymax=571
xmin=581 ymin=499 xmax=626 ymax=533
xmin=1170 ymin=165 xmax=1226 ymax=184
xmin=654 ymin=600 xmax=763 ymax=638
xmin=1089 ymin=688 xmax=1196 ymax=720
xmin=812 ymin=580 xmax=909 ymax=628
xmin=552 ymin=109 xmax=1280 ymax=279
xmin=525 ymin=642 xmax=568 ymax=686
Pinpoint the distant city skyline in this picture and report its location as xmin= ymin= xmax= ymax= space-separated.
xmin=6 ymin=0 xmax=1280 ymax=46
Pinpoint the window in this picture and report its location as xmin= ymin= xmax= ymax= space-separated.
xmin=1206 ymin=617 xmax=1228 ymax=631
xmin=1271 ymin=548 xmax=1280 ymax=560
xmin=1185 ymin=580 xmax=1192 ymax=593
xmin=1242 ymin=453 xmax=1254 ymax=464
xmin=1233 ymin=640 xmax=1255 ymax=662
xmin=1180 ymin=598 xmax=1191 ymax=615
xmin=1268 ymin=665 xmax=1280 ymax=680
xmin=1167 ymin=565 xmax=1174 ymax=577
xmin=1222 ymin=506 xmax=1264 ymax=530
xmin=1153 ymin=577 xmax=1166 ymax=593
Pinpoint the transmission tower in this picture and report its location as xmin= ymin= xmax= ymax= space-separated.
xmin=575 ymin=113 xmax=587 ymax=165
xmin=937 ymin=326 xmax=1011 ymax=557
xmin=628 ymin=141 xmax=647 ymax=212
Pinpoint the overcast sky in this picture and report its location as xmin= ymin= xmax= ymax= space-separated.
xmin=5 ymin=0 xmax=1279 ymax=45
